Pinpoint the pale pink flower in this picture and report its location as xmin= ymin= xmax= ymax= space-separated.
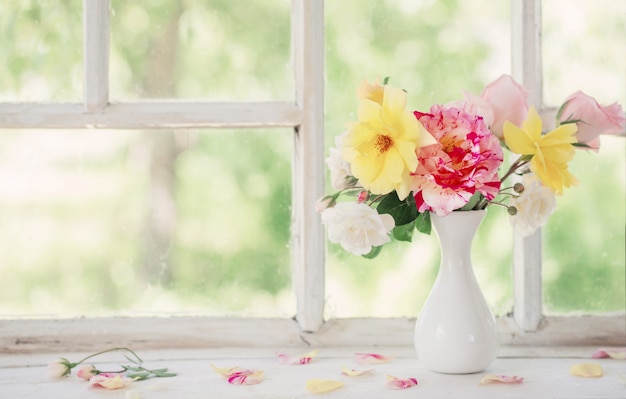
xmin=47 ymin=358 xmax=72 ymax=379
xmin=508 ymin=174 xmax=556 ymax=237
xmin=314 ymin=196 xmax=333 ymax=214
xmin=464 ymin=74 xmax=529 ymax=139
xmin=558 ymin=91 xmax=625 ymax=151
xmin=412 ymin=105 xmax=503 ymax=216
xmin=76 ymin=364 xmax=97 ymax=380
xmin=321 ymin=202 xmax=394 ymax=255
xmin=89 ymin=373 xmax=134 ymax=390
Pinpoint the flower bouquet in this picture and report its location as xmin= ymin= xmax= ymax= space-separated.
xmin=318 ymin=75 xmax=624 ymax=257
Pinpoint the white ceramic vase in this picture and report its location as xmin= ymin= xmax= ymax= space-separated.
xmin=414 ymin=209 xmax=498 ymax=374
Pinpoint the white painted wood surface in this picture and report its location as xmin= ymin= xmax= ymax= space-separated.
xmin=83 ymin=0 xmax=110 ymax=113
xmin=1 ymin=347 xmax=624 ymax=398
xmin=291 ymin=0 xmax=326 ymax=333
xmin=1 ymin=315 xmax=623 ymax=354
xmin=511 ymin=0 xmax=544 ymax=332
xmin=0 ymin=102 xmax=303 ymax=129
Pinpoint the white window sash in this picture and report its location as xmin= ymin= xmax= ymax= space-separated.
xmin=511 ymin=0 xmax=543 ymax=332
xmin=0 ymin=0 xmax=623 ymax=352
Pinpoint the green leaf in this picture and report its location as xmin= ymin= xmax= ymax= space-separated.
xmin=362 ymin=245 xmax=382 ymax=259
xmin=126 ymin=371 xmax=150 ymax=380
xmin=392 ymin=222 xmax=415 ymax=242
xmin=376 ymin=192 xmax=418 ymax=226
xmin=383 ymin=76 xmax=390 ymax=85
xmin=415 ymin=212 xmax=432 ymax=235
xmin=154 ymin=372 xmax=177 ymax=378
xmin=459 ymin=193 xmax=483 ymax=211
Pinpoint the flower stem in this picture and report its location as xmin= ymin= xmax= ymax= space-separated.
xmin=500 ymin=154 xmax=533 ymax=183
xmin=72 ymin=347 xmax=143 ymax=368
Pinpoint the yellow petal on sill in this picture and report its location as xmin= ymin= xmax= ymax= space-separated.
xmin=569 ymin=363 xmax=603 ymax=378
xmin=618 ymin=373 xmax=626 ymax=382
xmin=479 ymin=374 xmax=524 ymax=385
xmin=341 ymin=366 xmax=373 ymax=377
xmin=305 ymin=379 xmax=344 ymax=393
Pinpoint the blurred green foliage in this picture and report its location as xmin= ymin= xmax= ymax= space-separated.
xmin=0 ymin=0 xmax=623 ymax=317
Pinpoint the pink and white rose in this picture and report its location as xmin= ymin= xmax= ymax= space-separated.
xmin=558 ymin=91 xmax=625 ymax=151
xmin=411 ymin=105 xmax=503 ymax=216
xmin=509 ymin=174 xmax=556 ymax=237
xmin=76 ymin=364 xmax=97 ymax=380
xmin=464 ymin=74 xmax=529 ymax=139
xmin=321 ymin=202 xmax=394 ymax=255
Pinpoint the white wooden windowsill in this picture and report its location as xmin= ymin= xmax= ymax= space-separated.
xmin=1 ymin=346 xmax=625 ymax=399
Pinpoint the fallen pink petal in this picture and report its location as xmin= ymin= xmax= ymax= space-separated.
xmin=569 ymin=363 xmax=603 ymax=378
xmin=479 ymin=374 xmax=524 ymax=385
xmin=386 ymin=375 xmax=418 ymax=390
xmin=306 ymin=378 xmax=344 ymax=393
xmin=355 ymin=353 xmax=394 ymax=365
xmin=341 ymin=367 xmax=374 ymax=377
xmin=211 ymin=364 xmax=264 ymax=384
xmin=592 ymin=347 xmax=626 ymax=360
xmin=211 ymin=365 xmax=254 ymax=377
xmin=89 ymin=373 xmax=134 ymax=390
xmin=277 ymin=350 xmax=318 ymax=365
xmin=226 ymin=371 xmax=264 ymax=385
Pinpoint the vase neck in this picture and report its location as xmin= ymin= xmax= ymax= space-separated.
xmin=431 ymin=210 xmax=486 ymax=264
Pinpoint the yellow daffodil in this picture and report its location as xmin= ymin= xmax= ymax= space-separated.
xmin=356 ymin=78 xmax=385 ymax=105
xmin=503 ymin=106 xmax=578 ymax=194
xmin=342 ymin=83 xmax=435 ymax=199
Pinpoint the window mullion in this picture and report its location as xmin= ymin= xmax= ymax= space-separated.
xmin=511 ymin=0 xmax=543 ymax=332
xmin=83 ymin=0 xmax=110 ymax=113
xmin=291 ymin=0 xmax=325 ymax=333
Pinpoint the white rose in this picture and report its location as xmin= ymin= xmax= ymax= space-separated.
xmin=326 ymin=132 xmax=353 ymax=191
xmin=321 ymin=202 xmax=394 ymax=256
xmin=509 ymin=174 xmax=557 ymax=237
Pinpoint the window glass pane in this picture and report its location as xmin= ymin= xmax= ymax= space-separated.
xmin=542 ymin=0 xmax=625 ymax=314
xmin=543 ymin=0 xmax=626 ymax=107
xmin=0 ymin=0 xmax=82 ymax=101
xmin=324 ymin=0 xmax=512 ymax=318
xmin=109 ymin=0 xmax=292 ymax=100
xmin=0 ymin=128 xmax=294 ymax=317
xmin=544 ymin=136 xmax=625 ymax=314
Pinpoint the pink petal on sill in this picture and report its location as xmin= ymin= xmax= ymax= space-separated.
xmin=341 ymin=367 xmax=374 ymax=377
xmin=355 ymin=352 xmax=394 ymax=364
xmin=569 ymin=363 xmax=603 ymax=378
xmin=386 ymin=375 xmax=418 ymax=390
xmin=211 ymin=364 xmax=264 ymax=384
xmin=227 ymin=372 xmax=264 ymax=385
xmin=305 ymin=378 xmax=344 ymax=393
xmin=89 ymin=373 xmax=134 ymax=390
xmin=211 ymin=365 xmax=252 ymax=377
xmin=277 ymin=350 xmax=318 ymax=365
xmin=592 ymin=347 xmax=626 ymax=360
xmin=479 ymin=374 xmax=524 ymax=385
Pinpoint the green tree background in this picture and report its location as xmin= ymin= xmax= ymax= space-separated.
xmin=0 ymin=0 xmax=623 ymax=317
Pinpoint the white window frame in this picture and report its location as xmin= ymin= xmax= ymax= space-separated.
xmin=0 ymin=0 xmax=622 ymax=353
